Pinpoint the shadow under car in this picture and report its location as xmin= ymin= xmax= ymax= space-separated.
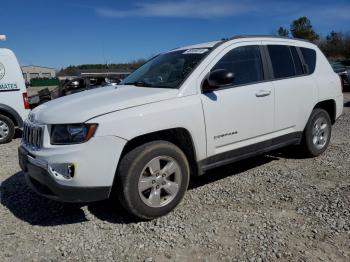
xmin=1 ymin=148 xmax=301 ymax=226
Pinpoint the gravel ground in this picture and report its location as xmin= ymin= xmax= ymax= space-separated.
xmin=1 ymin=93 xmax=349 ymax=262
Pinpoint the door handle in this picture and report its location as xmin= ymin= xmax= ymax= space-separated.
xmin=255 ymin=90 xmax=271 ymax=97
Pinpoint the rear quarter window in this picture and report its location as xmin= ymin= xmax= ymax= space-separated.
xmin=267 ymin=45 xmax=295 ymax=79
xmin=300 ymin=47 xmax=316 ymax=74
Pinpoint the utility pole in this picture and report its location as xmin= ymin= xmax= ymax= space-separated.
xmin=0 ymin=35 xmax=6 ymax=41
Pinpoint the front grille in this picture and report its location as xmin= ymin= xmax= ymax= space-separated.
xmin=22 ymin=121 xmax=45 ymax=149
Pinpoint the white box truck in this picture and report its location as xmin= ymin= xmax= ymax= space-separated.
xmin=0 ymin=36 xmax=30 ymax=143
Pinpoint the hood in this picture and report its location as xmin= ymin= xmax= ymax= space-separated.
xmin=31 ymin=85 xmax=179 ymax=124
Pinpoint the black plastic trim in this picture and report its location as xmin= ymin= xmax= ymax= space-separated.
xmin=198 ymin=132 xmax=302 ymax=173
xmin=261 ymin=45 xmax=274 ymax=80
xmin=0 ymin=103 xmax=24 ymax=127
xmin=0 ymin=89 xmax=20 ymax=92
xmin=296 ymin=47 xmax=310 ymax=74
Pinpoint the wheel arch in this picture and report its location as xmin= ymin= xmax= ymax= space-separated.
xmin=119 ymin=127 xmax=200 ymax=177
xmin=0 ymin=104 xmax=23 ymax=127
xmin=313 ymin=99 xmax=336 ymax=124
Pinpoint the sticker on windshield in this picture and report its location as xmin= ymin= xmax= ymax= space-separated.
xmin=183 ymin=49 xmax=209 ymax=55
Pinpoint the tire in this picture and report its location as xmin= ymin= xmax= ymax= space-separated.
xmin=301 ymin=108 xmax=332 ymax=157
xmin=0 ymin=114 xmax=15 ymax=144
xmin=116 ymin=141 xmax=190 ymax=220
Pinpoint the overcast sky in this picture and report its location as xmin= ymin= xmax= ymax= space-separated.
xmin=1 ymin=0 xmax=349 ymax=68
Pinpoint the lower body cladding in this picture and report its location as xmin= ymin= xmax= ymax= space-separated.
xmin=18 ymin=136 xmax=127 ymax=202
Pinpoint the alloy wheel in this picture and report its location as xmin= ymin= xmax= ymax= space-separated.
xmin=138 ymin=156 xmax=182 ymax=208
xmin=312 ymin=116 xmax=330 ymax=150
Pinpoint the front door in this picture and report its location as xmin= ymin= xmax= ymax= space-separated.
xmin=200 ymin=44 xmax=274 ymax=157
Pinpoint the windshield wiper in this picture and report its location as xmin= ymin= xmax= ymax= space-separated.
xmin=123 ymin=81 xmax=153 ymax=87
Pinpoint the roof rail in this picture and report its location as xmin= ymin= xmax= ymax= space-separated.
xmin=223 ymin=35 xmax=312 ymax=44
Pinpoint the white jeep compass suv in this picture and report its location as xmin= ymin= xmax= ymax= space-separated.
xmin=19 ymin=36 xmax=343 ymax=219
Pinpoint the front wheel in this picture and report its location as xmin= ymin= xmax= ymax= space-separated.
xmin=301 ymin=108 xmax=332 ymax=157
xmin=116 ymin=141 xmax=190 ymax=220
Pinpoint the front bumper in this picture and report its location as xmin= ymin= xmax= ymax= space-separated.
xmin=19 ymin=146 xmax=111 ymax=202
xmin=18 ymin=135 xmax=127 ymax=203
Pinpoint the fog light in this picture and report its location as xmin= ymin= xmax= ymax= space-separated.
xmin=49 ymin=163 xmax=75 ymax=180
xmin=67 ymin=164 xmax=75 ymax=178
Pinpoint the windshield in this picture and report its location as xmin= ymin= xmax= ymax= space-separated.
xmin=121 ymin=48 xmax=210 ymax=89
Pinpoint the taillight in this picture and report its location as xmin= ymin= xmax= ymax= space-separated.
xmin=22 ymin=92 xmax=30 ymax=109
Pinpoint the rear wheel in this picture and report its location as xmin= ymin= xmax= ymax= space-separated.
xmin=0 ymin=114 xmax=15 ymax=144
xmin=116 ymin=141 xmax=190 ymax=220
xmin=301 ymin=108 xmax=332 ymax=157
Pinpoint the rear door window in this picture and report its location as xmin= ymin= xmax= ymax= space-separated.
xmin=300 ymin=47 xmax=317 ymax=74
xmin=267 ymin=45 xmax=295 ymax=79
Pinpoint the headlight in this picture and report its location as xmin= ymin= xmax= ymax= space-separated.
xmin=50 ymin=123 xmax=98 ymax=145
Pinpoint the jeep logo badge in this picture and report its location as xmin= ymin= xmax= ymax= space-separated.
xmin=0 ymin=62 xmax=5 ymax=80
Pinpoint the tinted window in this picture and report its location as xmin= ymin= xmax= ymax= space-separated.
xmin=212 ymin=46 xmax=264 ymax=86
xmin=268 ymin=45 xmax=295 ymax=79
xmin=290 ymin=46 xmax=304 ymax=75
xmin=300 ymin=47 xmax=316 ymax=74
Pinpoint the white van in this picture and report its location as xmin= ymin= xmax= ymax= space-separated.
xmin=0 ymin=48 xmax=30 ymax=144
xmin=19 ymin=36 xmax=343 ymax=219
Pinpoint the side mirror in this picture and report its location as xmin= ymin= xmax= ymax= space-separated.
xmin=205 ymin=69 xmax=235 ymax=90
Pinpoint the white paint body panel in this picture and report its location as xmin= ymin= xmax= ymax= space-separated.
xmin=31 ymin=85 xmax=179 ymax=124
xmin=89 ymin=95 xmax=207 ymax=161
xmin=22 ymin=135 xmax=126 ymax=187
xmin=201 ymin=81 xmax=274 ymax=156
xmin=0 ymin=48 xmax=30 ymax=123
xmin=24 ymin=37 xmax=343 ymax=189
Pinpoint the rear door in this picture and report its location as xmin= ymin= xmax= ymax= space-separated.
xmin=263 ymin=42 xmax=317 ymax=132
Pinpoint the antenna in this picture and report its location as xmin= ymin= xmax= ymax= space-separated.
xmin=0 ymin=35 xmax=7 ymax=41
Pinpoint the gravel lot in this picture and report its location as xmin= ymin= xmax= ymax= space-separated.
xmin=1 ymin=93 xmax=349 ymax=262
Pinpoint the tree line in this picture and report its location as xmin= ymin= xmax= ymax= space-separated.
xmin=57 ymin=59 xmax=146 ymax=76
xmin=277 ymin=16 xmax=350 ymax=60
